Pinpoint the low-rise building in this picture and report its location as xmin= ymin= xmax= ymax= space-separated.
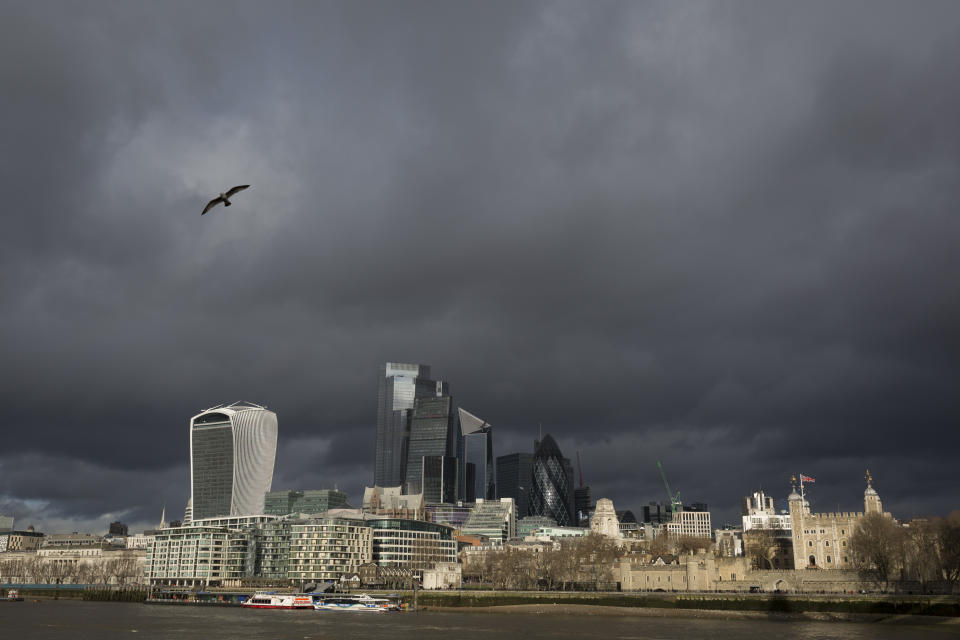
xmin=527 ymin=525 xmax=589 ymax=540
xmin=362 ymin=486 xmax=425 ymax=520
xmin=0 ymin=529 xmax=44 ymax=552
xmin=422 ymin=562 xmax=462 ymax=590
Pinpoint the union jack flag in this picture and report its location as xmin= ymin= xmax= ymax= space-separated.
xmin=800 ymin=474 xmax=815 ymax=483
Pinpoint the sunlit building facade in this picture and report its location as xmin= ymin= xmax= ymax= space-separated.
xmin=404 ymin=396 xmax=457 ymax=494
xmin=189 ymin=402 xmax=278 ymax=521
xmin=375 ymin=363 xmax=447 ymax=487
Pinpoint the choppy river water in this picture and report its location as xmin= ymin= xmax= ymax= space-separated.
xmin=1 ymin=600 xmax=956 ymax=639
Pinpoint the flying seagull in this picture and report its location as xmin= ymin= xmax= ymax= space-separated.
xmin=202 ymin=184 xmax=250 ymax=215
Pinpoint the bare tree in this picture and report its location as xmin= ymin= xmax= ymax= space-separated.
xmin=30 ymin=557 xmax=53 ymax=584
xmin=902 ymin=520 xmax=938 ymax=593
xmin=571 ymin=533 xmax=621 ymax=590
xmin=646 ymin=534 xmax=674 ymax=557
xmin=676 ymin=536 xmax=712 ymax=556
xmin=90 ymin=558 xmax=112 ymax=585
xmin=935 ymin=511 xmax=960 ymax=589
xmin=107 ymin=557 xmax=140 ymax=587
xmin=75 ymin=561 xmax=94 ymax=585
xmin=743 ymin=529 xmax=777 ymax=570
xmin=850 ymin=512 xmax=904 ymax=592
xmin=47 ymin=559 xmax=74 ymax=586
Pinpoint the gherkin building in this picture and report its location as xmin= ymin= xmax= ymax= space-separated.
xmin=530 ymin=434 xmax=575 ymax=526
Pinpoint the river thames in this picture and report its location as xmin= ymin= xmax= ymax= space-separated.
xmin=1 ymin=601 xmax=957 ymax=639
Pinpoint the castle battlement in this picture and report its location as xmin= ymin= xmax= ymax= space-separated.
xmin=809 ymin=511 xmax=862 ymax=519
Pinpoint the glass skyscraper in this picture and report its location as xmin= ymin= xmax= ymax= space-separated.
xmin=458 ymin=408 xmax=494 ymax=502
xmin=529 ymin=434 xmax=574 ymax=526
xmin=404 ymin=395 xmax=457 ymax=494
xmin=496 ymin=453 xmax=533 ymax=519
xmin=189 ymin=402 xmax=278 ymax=521
xmin=374 ymin=363 xmax=446 ymax=487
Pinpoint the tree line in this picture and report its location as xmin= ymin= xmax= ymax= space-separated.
xmin=850 ymin=511 xmax=960 ymax=593
xmin=0 ymin=555 xmax=140 ymax=586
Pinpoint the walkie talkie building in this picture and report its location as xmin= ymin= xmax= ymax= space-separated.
xmin=189 ymin=402 xmax=278 ymax=521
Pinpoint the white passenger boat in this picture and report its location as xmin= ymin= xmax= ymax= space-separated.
xmin=242 ymin=592 xmax=314 ymax=609
xmin=313 ymin=594 xmax=396 ymax=612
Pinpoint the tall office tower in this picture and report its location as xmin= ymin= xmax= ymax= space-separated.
xmin=496 ymin=453 xmax=533 ymax=519
xmin=422 ymin=455 xmax=458 ymax=504
xmin=189 ymin=402 xmax=278 ymax=521
xmin=404 ymin=395 xmax=457 ymax=493
xmin=574 ymin=486 xmax=593 ymax=526
xmin=374 ymin=363 xmax=446 ymax=487
xmin=458 ymin=408 xmax=494 ymax=502
xmin=529 ymin=434 xmax=574 ymax=526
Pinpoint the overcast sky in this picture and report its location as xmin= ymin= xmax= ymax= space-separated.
xmin=2 ymin=1 xmax=959 ymax=534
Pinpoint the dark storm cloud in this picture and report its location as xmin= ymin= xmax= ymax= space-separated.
xmin=1 ymin=1 xmax=959 ymax=531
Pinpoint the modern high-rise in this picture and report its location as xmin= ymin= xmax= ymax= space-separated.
xmin=422 ymin=455 xmax=458 ymax=504
xmin=458 ymin=408 xmax=494 ymax=502
xmin=496 ymin=453 xmax=533 ymax=519
xmin=404 ymin=396 xmax=457 ymax=494
xmin=529 ymin=434 xmax=574 ymax=526
xmin=375 ymin=363 xmax=447 ymax=487
xmin=189 ymin=402 xmax=278 ymax=521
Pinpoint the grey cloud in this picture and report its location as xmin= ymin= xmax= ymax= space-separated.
xmin=1 ymin=1 xmax=959 ymax=529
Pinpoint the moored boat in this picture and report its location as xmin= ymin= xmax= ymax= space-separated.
xmin=241 ymin=592 xmax=314 ymax=609
xmin=313 ymin=594 xmax=397 ymax=612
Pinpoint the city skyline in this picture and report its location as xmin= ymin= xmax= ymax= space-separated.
xmin=2 ymin=2 xmax=959 ymax=536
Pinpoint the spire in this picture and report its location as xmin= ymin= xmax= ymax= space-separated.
xmin=159 ymin=502 xmax=167 ymax=529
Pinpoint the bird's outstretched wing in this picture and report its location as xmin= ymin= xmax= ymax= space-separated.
xmin=202 ymin=197 xmax=225 ymax=215
xmin=225 ymin=184 xmax=250 ymax=197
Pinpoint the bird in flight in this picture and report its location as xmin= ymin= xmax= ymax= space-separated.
xmin=202 ymin=185 xmax=250 ymax=215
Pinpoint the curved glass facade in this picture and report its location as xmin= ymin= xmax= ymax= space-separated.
xmin=530 ymin=435 xmax=574 ymax=526
xmin=190 ymin=403 xmax=278 ymax=520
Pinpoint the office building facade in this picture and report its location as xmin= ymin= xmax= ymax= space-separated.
xmin=189 ymin=402 xmax=278 ymax=521
xmin=375 ymin=363 xmax=446 ymax=487
xmin=422 ymin=455 xmax=458 ymax=504
xmin=264 ymin=489 xmax=350 ymax=516
xmin=368 ymin=518 xmax=458 ymax=575
xmin=404 ymin=396 xmax=457 ymax=494
xmin=495 ymin=453 xmax=533 ymax=518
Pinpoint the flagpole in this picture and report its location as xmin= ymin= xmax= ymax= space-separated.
xmin=799 ymin=472 xmax=804 ymax=502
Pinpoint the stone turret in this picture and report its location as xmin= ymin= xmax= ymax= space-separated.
xmin=591 ymin=498 xmax=622 ymax=539
xmin=863 ymin=469 xmax=883 ymax=515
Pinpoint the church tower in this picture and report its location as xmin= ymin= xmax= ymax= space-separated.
xmin=863 ymin=469 xmax=883 ymax=515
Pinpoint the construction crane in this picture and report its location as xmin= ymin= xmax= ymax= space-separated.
xmin=657 ymin=460 xmax=683 ymax=514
